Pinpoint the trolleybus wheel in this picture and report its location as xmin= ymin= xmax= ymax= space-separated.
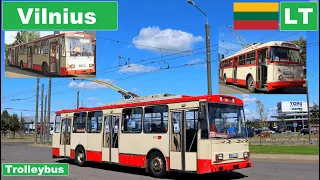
xmin=247 ymin=76 xmax=256 ymax=93
xmin=75 ymin=146 xmax=86 ymax=167
xmin=148 ymin=151 xmax=166 ymax=178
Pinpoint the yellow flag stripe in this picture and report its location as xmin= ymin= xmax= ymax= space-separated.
xmin=234 ymin=2 xmax=279 ymax=12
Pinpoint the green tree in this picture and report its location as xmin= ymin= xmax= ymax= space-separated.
xmin=1 ymin=110 xmax=10 ymax=137
xmin=290 ymin=36 xmax=307 ymax=77
xmin=310 ymin=103 xmax=319 ymax=125
xmin=20 ymin=116 xmax=26 ymax=136
xmin=8 ymin=113 xmax=21 ymax=138
xmin=290 ymin=36 xmax=306 ymax=62
xmin=14 ymin=31 xmax=41 ymax=44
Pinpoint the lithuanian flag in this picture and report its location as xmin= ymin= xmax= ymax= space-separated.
xmin=234 ymin=2 xmax=279 ymax=30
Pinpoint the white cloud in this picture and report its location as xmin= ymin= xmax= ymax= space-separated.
xmin=5 ymin=31 xmax=83 ymax=44
xmin=186 ymin=58 xmax=206 ymax=67
xmin=132 ymin=26 xmax=203 ymax=53
xmin=118 ymin=64 xmax=157 ymax=73
xmin=69 ymin=79 xmax=112 ymax=89
xmin=88 ymin=97 xmax=100 ymax=101
xmin=132 ymin=88 xmax=138 ymax=92
xmin=243 ymin=97 xmax=258 ymax=104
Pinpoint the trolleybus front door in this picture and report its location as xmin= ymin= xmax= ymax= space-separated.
xmin=102 ymin=115 xmax=120 ymax=163
xmin=170 ymin=110 xmax=198 ymax=172
xmin=234 ymin=57 xmax=238 ymax=83
xmin=49 ymin=42 xmax=58 ymax=74
xmin=28 ymin=46 xmax=33 ymax=69
xmin=59 ymin=118 xmax=71 ymax=157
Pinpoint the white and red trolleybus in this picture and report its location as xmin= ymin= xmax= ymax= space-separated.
xmin=52 ymin=94 xmax=251 ymax=178
xmin=219 ymin=41 xmax=305 ymax=93
xmin=5 ymin=32 xmax=95 ymax=76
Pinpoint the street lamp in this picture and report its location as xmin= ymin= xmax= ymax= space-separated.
xmin=187 ymin=0 xmax=212 ymax=95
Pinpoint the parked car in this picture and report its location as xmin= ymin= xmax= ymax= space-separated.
xmin=247 ymin=128 xmax=254 ymax=137
xmin=300 ymin=128 xmax=311 ymax=135
xmin=255 ymin=128 xmax=263 ymax=135
xmin=263 ymin=127 xmax=276 ymax=134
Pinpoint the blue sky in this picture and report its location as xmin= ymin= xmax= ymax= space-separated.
xmin=1 ymin=0 xmax=319 ymax=121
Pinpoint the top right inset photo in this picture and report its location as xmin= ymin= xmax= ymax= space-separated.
xmin=218 ymin=25 xmax=308 ymax=94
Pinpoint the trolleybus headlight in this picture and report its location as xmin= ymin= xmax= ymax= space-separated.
xmin=278 ymin=74 xmax=284 ymax=80
xmin=216 ymin=153 xmax=223 ymax=160
xmin=69 ymin=64 xmax=75 ymax=68
xmin=89 ymin=64 xmax=94 ymax=67
xmin=243 ymin=152 xmax=250 ymax=158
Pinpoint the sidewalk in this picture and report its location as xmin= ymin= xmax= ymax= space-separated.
xmin=250 ymin=153 xmax=319 ymax=163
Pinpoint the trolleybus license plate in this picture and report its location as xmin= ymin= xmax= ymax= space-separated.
xmin=229 ymin=153 xmax=238 ymax=158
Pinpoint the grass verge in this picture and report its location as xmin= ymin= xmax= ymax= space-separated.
xmin=249 ymin=144 xmax=319 ymax=155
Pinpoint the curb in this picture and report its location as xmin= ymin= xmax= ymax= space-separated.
xmin=250 ymin=154 xmax=319 ymax=163
xmin=29 ymin=143 xmax=52 ymax=148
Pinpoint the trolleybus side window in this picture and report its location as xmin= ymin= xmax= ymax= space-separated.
xmin=41 ymin=41 xmax=49 ymax=54
xmin=87 ymin=111 xmax=103 ymax=133
xmin=54 ymin=115 xmax=61 ymax=133
xmin=144 ymin=105 xmax=168 ymax=133
xmin=246 ymin=51 xmax=256 ymax=65
xmin=34 ymin=43 xmax=40 ymax=55
xmin=239 ymin=55 xmax=245 ymax=65
xmin=122 ymin=107 xmax=143 ymax=133
xmin=73 ymin=112 xmax=87 ymax=133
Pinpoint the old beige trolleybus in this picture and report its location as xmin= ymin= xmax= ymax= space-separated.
xmin=52 ymin=94 xmax=251 ymax=177
xmin=5 ymin=32 xmax=95 ymax=76
xmin=219 ymin=41 xmax=305 ymax=93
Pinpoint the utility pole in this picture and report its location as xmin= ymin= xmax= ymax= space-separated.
xmin=40 ymin=84 xmax=44 ymax=143
xmin=46 ymin=78 xmax=52 ymax=145
xmin=306 ymin=79 xmax=313 ymax=144
xmin=44 ymin=93 xmax=47 ymax=141
xmin=20 ymin=112 xmax=23 ymax=137
xmin=34 ymin=78 xmax=40 ymax=144
xmin=77 ymin=90 xmax=80 ymax=108
xmin=187 ymin=0 xmax=212 ymax=95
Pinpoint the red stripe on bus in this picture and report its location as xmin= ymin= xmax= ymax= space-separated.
xmin=234 ymin=20 xmax=278 ymax=30
xmin=197 ymin=159 xmax=212 ymax=174
xmin=226 ymin=78 xmax=233 ymax=83
xmin=268 ymin=80 xmax=305 ymax=91
xmin=23 ymin=63 xmax=28 ymax=68
xmin=166 ymin=157 xmax=170 ymax=171
xmin=86 ymin=151 xmax=102 ymax=162
xmin=236 ymin=79 xmax=247 ymax=86
xmin=211 ymin=161 xmax=252 ymax=172
xmin=33 ymin=64 xmax=42 ymax=71
xmin=56 ymin=95 xmax=244 ymax=114
xmin=52 ymin=148 xmax=60 ymax=158
xmin=70 ymin=149 xmax=75 ymax=159
xmin=119 ymin=154 xmax=146 ymax=168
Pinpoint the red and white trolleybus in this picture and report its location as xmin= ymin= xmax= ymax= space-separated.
xmin=219 ymin=41 xmax=305 ymax=92
xmin=5 ymin=32 xmax=95 ymax=76
xmin=52 ymin=94 xmax=252 ymax=178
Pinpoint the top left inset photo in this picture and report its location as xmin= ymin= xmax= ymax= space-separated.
xmin=4 ymin=31 xmax=96 ymax=78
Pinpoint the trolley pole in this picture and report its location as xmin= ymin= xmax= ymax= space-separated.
xmin=77 ymin=90 xmax=80 ymax=108
xmin=40 ymin=84 xmax=44 ymax=144
xmin=187 ymin=0 xmax=212 ymax=95
xmin=34 ymin=78 xmax=40 ymax=144
xmin=46 ymin=78 xmax=52 ymax=145
xmin=44 ymin=93 xmax=47 ymax=141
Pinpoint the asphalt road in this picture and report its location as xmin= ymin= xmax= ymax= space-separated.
xmin=5 ymin=65 xmax=96 ymax=78
xmin=219 ymin=82 xmax=307 ymax=94
xmin=1 ymin=142 xmax=319 ymax=180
